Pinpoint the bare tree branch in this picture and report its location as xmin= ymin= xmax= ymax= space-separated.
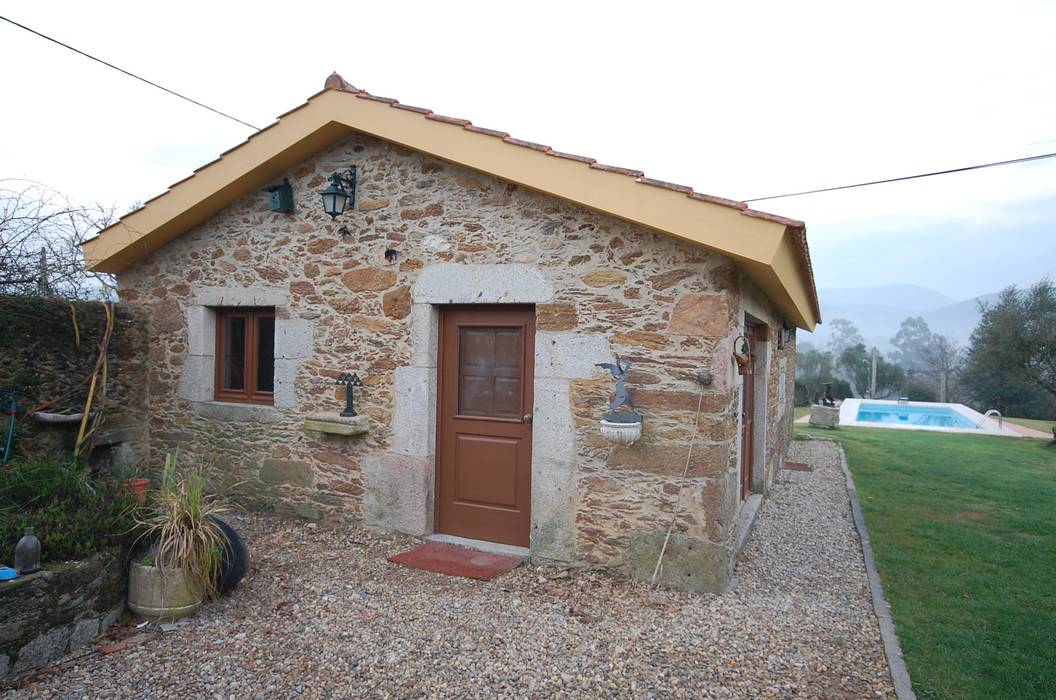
xmin=0 ymin=179 xmax=117 ymax=298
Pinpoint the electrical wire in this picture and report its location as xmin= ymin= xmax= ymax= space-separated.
xmin=744 ymin=151 xmax=1056 ymax=202
xmin=0 ymin=15 xmax=261 ymax=131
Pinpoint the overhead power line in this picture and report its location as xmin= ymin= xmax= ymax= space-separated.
xmin=0 ymin=15 xmax=261 ymax=131
xmin=744 ymin=151 xmax=1056 ymax=202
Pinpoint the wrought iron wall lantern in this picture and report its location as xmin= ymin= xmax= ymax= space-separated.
xmin=321 ymin=166 xmax=357 ymax=219
xmin=336 ymin=372 xmax=364 ymax=417
xmin=733 ymin=335 xmax=752 ymax=376
xmin=777 ymin=322 xmax=792 ymax=350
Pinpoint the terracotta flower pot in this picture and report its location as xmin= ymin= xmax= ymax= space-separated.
xmin=128 ymin=562 xmax=202 ymax=620
xmin=122 ymin=478 xmax=150 ymax=502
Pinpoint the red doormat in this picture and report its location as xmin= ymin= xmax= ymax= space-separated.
xmin=782 ymin=461 xmax=813 ymax=472
xmin=388 ymin=542 xmax=523 ymax=581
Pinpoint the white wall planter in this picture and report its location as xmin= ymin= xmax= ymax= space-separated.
xmin=599 ymin=413 xmax=644 ymax=446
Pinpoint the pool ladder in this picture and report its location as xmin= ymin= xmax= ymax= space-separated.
xmin=977 ymin=409 xmax=1003 ymax=430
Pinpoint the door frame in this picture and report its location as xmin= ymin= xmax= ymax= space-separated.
xmin=433 ymin=304 xmax=536 ymax=545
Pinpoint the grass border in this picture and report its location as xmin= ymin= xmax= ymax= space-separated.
xmin=835 ymin=440 xmax=917 ymax=700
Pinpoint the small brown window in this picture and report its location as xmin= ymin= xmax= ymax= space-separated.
xmin=215 ymin=308 xmax=275 ymax=404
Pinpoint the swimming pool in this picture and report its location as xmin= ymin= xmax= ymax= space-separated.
xmin=855 ymin=403 xmax=977 ymax=429
xmin=837 ymin=399 xmax=1018 ymax=435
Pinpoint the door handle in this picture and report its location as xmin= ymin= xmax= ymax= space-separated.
xmin=523 ymin=414 xmax=533 ymax=425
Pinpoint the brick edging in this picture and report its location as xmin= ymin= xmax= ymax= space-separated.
xmin=837 ymin=444 xmax=917 ymax=700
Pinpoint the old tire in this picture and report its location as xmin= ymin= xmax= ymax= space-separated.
xmin=212 ymin=517 xmax=249 ymax=596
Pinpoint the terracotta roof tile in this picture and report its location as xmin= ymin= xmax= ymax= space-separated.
xmin=425 ymin=113 xmax=472 ymax=126
xmin=464 ymin=125 xmax=510 ymax=138
xmin=549 ymin=151 xmax=597 ymax=165
xmin=91 ymin=71 xmax=820 ymax=323
xmin=502 ymin=136 xmax=552 ymax=152
xmin=637 ymin=177 xmax=694 ymax=195
xmin=356 ymin=93 xmax=398 ymax=104
xmin=687 ymin=191 xmax=748 ymax=210
xmin=391 ymin=103 xmax=432 ymax=115
xmin=590 ymin=163 xmax=646 ymax=178
xmin=742 ymin=208 xmax=805 ymax=228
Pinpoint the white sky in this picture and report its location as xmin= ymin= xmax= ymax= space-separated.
xmin=2 ymin=0 xmax=1054 ymax=302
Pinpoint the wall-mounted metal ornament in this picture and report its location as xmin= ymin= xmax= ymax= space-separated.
xmin=595 ymin=355 xmax=643 ymax=446
xmin=336 ymin=372 xmax=364 ymax=417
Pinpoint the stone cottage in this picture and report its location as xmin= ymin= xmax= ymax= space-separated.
xmin=83 ymin=74 xmax=820 ymax=591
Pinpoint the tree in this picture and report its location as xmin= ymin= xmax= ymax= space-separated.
xmin=918 ymin=333 xmax=963 ymax=403
xmin=837 ymin=343 xmax=905 ymax=398
xmin=0 ymin=180 xmax=115 ymax=299
xmin=827 ymin=318 xmax=864 ymax=358
xmin=890 ymin=316 xmax=933 ymax=371
xmin=964 ymin=280 xmax=1056 ymax=419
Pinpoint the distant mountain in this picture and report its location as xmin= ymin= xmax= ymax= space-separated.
xmin=819 ymin=284 xmax=956 ymax=313
xmin=920 ymin=292 xmax=1002 ymax=340
xmin=805 ymin=285 xmax=1001 ymax=352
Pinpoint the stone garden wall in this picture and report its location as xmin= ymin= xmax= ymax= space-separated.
xmin=114 ymin=131 xmax=797 ymax=587
xmin=0 ymin=549 xmax=125 ymax=676
xmin=0 ymin=295 xmax=149 ymax=471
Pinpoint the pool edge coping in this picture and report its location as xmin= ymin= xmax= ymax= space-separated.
xmin=836 ymin=441 xmax=917 ymax=700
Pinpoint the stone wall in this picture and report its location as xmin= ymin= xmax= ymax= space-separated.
xmin=115 ymin=131 xmax=796 ymax=588
xmin=0 ymin=550 xmax=125 ymax=676
xmin=0 ymin=295 xmax=148 ymax=470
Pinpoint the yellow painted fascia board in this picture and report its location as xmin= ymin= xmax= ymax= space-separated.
xmin=84 ymin=88 xmax=818 ymax=327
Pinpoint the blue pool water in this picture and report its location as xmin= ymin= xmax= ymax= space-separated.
xmin=855 ymin=403 xmax=978 ymax=429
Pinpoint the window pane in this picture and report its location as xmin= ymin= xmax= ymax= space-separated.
xmin=256 ymin=315 xmax=275 ymax=393
xmin=221 ymin=316 xmax=246 ymax=390
xmin=458 ymin=326 xmax=522 ymax=419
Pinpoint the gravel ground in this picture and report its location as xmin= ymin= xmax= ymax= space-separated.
xmin=9 ymin=439 xmax=894 ymax=699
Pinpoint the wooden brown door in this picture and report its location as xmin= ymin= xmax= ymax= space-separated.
xmin=740 ymin=324 xmax=759 ymax=501
xmin=436 ymin=306 xmax=535 ymax=547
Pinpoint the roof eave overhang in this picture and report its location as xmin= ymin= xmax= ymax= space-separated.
xmin=83 ymin=88 xmax=820 ymax=330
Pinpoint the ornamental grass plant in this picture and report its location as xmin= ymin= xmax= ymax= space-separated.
xmin=135 ymin=452 xmax=228 ymax=599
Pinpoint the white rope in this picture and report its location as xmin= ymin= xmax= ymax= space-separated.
xmin=650 ymin=386 xmax=706 ymax=589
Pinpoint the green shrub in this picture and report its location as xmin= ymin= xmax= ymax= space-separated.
xmin=0 ymin=457 xmax=142 ymax=564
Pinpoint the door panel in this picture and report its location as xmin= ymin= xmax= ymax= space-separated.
xmin=437 ymin=306 xmax=534 ymax=546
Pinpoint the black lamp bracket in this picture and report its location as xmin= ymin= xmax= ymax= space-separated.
xmin=336 ymin=372 xmax=364 ymax=417
xmin=329 ymin=166 xmax=357 ymax=192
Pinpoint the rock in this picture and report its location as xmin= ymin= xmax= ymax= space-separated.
xmin=581 ymin=269 xmax=626 ymax=287
xmin=668 ymin=293 xmax=729 ymax=336
xmin=259 ymin=459 xmax=314 ymax=488
xmin=358 ymin=198 xmax=390 ymax=211
xmin=536 ymin=303 xmax=578 ymax=331
xmin=381 ymin=286 xmax=412 ymax=319
xmin=342 ymin=267 xmax=397 ymax=291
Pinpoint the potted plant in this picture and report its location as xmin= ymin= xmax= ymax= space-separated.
xmin=128 ymin=453 xmax=226 ymax=620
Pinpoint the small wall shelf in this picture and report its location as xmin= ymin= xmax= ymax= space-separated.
xmin=303 ymin=412 xmax=370 ymax=436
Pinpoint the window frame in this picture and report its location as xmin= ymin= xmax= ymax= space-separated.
xmin=213 ymin=307 xmax=275 ymax=405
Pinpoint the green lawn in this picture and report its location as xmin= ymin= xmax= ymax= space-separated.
xmin=796 ymin=425 xmax=1056 ymax=699
xmin=794 ymin=406 xmax=810 ymax=420
xmin=1005 ymin=416 xmax=1055 ymax=435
